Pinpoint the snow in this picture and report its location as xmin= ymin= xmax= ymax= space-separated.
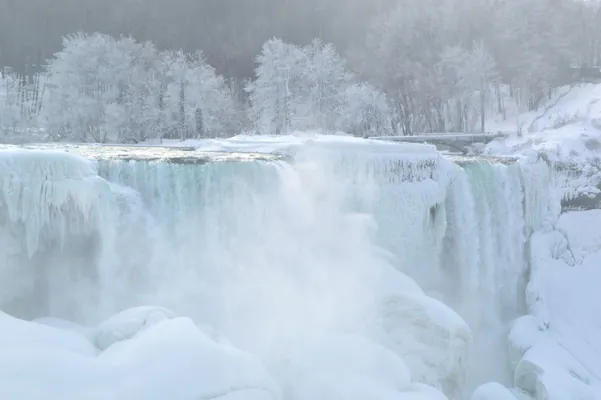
xmin=0 ymin=308 xmax=280 ymax=400
xmin=516 ymin=211 xmax=601 ymax=399
xmin=143 ymin=131 xmax=441 ymax=157
xmin=94 ymin=306 xmax=176 ymax=351
xmin=484 ymin=84 xmax=601 ymax=206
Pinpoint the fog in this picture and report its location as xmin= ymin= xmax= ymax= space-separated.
xmin=1 ymin=0 xmax=599 ymax=81
xmin=0 ymin=0 xmax=394 ymax=78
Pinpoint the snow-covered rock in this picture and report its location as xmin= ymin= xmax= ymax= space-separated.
xmin=0 ymin=310 xmax=281 ymax=400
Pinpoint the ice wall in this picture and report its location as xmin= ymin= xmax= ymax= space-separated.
xmin=0 ymin=149 xmax=116 ymax=320
xmin=0 ymin=142 xmax=559 ymax=399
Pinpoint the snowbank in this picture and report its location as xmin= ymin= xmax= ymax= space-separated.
xmin=510 ymin=211 xmax=601 ymax=399
xmin=0 ymin=307 xmax=280 ymax=400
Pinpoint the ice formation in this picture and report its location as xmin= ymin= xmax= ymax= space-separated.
xmin=0 ymin=137 xmax=572 ymax=399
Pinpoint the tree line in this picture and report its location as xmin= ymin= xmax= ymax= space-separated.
xmin=0 ymin=34 xmax=388 ymax=141
xmin=1 ymin=0 xmax=601 ymax=139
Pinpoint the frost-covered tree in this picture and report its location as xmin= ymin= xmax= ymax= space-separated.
xmin=247 ymin=38 xmax=306 ymax=135
xmin=116 ymin=40 xmax=163 ymax=143
xmin=248 ymin=37 xmax=363 ymax=134
xmin=0 ymin=72 xmax=44 ymax=137
xmin=438 ymin=43 xmax=497 ymax=132
xmin=160 ymin=50 xmax=239 ymax=139
xmin=337 ymin=83 xmax=391 ymax=137
xmin=43 ymin=33 xmax=134 ymax=142
xmin=6 ymin=0 xmax=598 ymax=140
xmin=42 ymin=33 xmax=238 ymax=142
xmin=297 ymin=39 xmax=354 ymax=131
xmin=346 ymin=0 xmax=591 ymax=134
xmin=0 ymin=76 xmax=22 ymax=135
xmin=489 ymin=0 xmax=573 ymax=110
xmin=357 ymin=0 xmax=453 ymax=135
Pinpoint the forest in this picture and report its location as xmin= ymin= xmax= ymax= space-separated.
xmin=1 ymin=0 xmax=601 ymax=141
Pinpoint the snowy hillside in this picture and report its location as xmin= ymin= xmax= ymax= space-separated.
xmin=486 ymin=84 xmax=601 ymax=157
xmin=485 ymin=84 xmax=601 ymax=209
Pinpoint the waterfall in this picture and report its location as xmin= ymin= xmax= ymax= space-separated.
xmin=0 ymin=142 xmax=558 ymax=399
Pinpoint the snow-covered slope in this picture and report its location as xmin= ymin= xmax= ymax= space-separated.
xmin=486 ymin=84 xmax=601 ymax=209
xmin=486 ymin=84 xmax=601 ymax=157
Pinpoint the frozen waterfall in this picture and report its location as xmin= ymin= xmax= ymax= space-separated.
xmin=0 ymin=140 xmax=557 ymax=399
